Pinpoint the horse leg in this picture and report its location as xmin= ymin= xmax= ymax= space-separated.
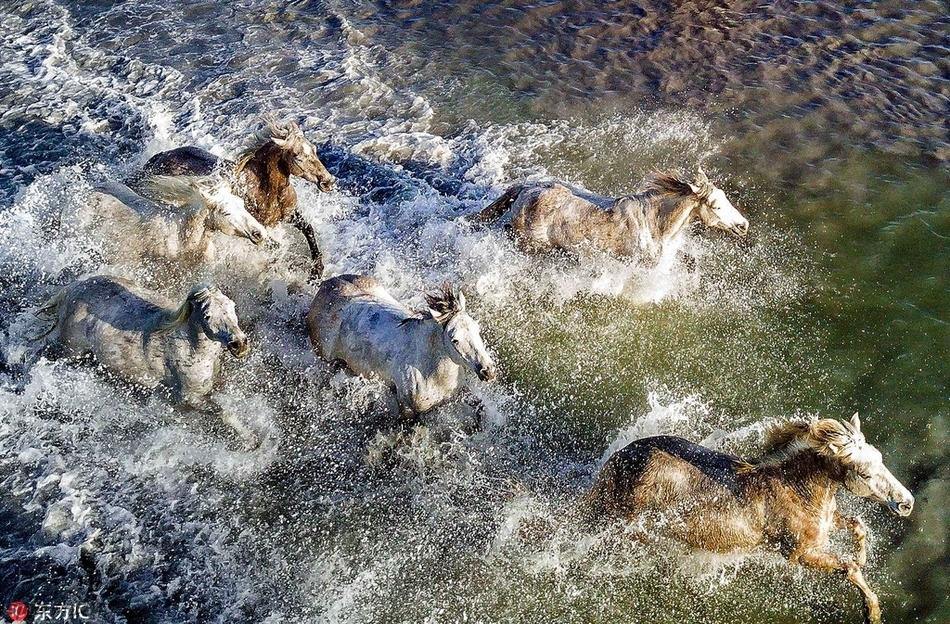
xmin=458 ymin=388 xmax=486 ymax=432
xmin=289 ymin=211 xmax=324 ymax=280
xmin=677 ymin=250 xmax=698 ymax=273
xmin=793 ymin=550 xmax=881 ymax=624
xmin=835 ymin=512 xmax=868 ymax=567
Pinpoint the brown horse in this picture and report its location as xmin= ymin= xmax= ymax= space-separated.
xmin=582 ymin=415 xmax=913 ymax=624
xmin=138 ymin=119 xmax=336 ymax=278
xmin=474 ymin=169 xmax=749 ymax=260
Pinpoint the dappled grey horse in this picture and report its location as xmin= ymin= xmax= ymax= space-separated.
xmin=84 ymin=178 xmax=267 ymax=264
xmin=475 ymin=168 xmax=749 ymax=261
xmin=307 ymin=275 xmax=497 ymax=422
xmin=36 ymin=275 xmax=260 ymax=447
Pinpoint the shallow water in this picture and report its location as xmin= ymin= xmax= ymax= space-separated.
xmin=0 ymin=1 xmax=947 ymax=623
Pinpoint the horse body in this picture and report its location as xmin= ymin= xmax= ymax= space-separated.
xmin=140 ymin=119 xmax=336 ymax=277
xmin=476 ymin=170 xmax=749 ymax=259
xmin=86 ymin=178 xmax=267 ymax=264
xmin=585 ymin=416 xmax=914 ymax=623
xmin=37 ymin=276 xmax=258 ymax=445
xmin=307 ymin=275 xmax=496 ymax=418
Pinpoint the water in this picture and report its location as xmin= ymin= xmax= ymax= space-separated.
xmin=0 ymin=1 xmax=947 ymax=622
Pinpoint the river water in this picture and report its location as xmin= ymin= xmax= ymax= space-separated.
xmin=0 ymin=1 xmax=946 ymax=622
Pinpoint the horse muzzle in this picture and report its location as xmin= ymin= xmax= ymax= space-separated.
xmin=318 ymin=178 xmax=336 ymax=192
xmin=730 ymin=221 xmax=750 ymax=237
xmin=228 ymin=339 xmax=251 ymax=358
xmin=476 ymin=364 xmax=497 ymax=382
xmin=888 ymin=498 xmax=914 ymax=517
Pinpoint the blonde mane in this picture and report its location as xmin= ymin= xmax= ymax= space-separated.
xmin=755 ymin=418 xmax=863 ymax=466
xmin=233 ymin=116 xmax=306 ymax=175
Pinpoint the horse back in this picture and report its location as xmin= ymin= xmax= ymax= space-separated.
xmin=143 ymin=146 xmax=222 ymax=177
xmin=586 ymin=436 xmax=748 ymax=518
xmin=510 ymin=182 xmax=624 ymax=252
xmin=307 ymin=274 xmax=410 ymax=368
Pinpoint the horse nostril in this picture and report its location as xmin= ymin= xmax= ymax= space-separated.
xmin=320 ymin=179 xmax=336 ymax=192
xmin=898 ymin=501 xmax=913 ymax=514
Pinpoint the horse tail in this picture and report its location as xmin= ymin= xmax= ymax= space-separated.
xmin=472 ymin=184 xmax=523 ymax=224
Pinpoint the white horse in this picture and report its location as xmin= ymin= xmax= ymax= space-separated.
xmin=36 ymin=275 xmax=258 ymax=446
xmin=81 ymin=178 xmax=268 ymax=264
xmin=474 ymin=168 xmax=749 ymax=261
xmin=307 ymin=275 xmax=498 ymax=421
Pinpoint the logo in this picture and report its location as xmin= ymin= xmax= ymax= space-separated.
xmin=5 ymin=601 xmax=28 ymax=623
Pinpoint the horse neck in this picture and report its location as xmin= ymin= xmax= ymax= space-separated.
xmin=404 ymin=317 xmax=457 ymax=377
xmin=145 ymin=311 xmax=220 ymax=359
xmin=757 ymin=449 xmax=842 ymax=514
xmin=179 ymin=203 xmax=211 ymax=247
xmin=652 ymin=194 xmax=698 ymax=243
xmin=239 ymin=142 xmax=295 ymax=216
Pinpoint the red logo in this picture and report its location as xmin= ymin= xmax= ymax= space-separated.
xmin=5 ymin=601 xmax=28 ymax=623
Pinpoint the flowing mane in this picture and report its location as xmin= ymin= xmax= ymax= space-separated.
xmin=233 ymin=116 xmax=304 ymax=175
xmin=755 ymin=418 xmax=863 ymax=466
xmin=424 ymin=282 xmax=462 ymax=319
xmin=399 ymin=283 xmax=463 ymax=327
xmin=644 ymin=170 xmax=711 ymax=199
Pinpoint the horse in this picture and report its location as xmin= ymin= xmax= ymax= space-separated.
xmin=136 ymin=118 xmax=336 ymax=278
xmin=83 ymin=179 xmax=268 ymax=264
xmin=306 ymin=275 xmax=497 ymax=423
xmin=473 ymin=168 xmax=749 ymax=261
xmin=35 ymin=275 xmax=260 ymax=447
xmin=582 ymin=414 xmax=914 ymax=624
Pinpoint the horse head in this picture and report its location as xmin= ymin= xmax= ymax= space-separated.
xmin=690 ymin=168 xmax=749 ymax=237
xmin=816 ymin=414 xmax=914 ymax=517
xmin=425 ymin=284 xmax=497 ymax=382
xmin=199 ymin=181 xmax=269 ymax=245
xmin=185 ymin=285 xmax=250 ymax=358
xmin=268 ymin=119 xmax=336 ymax=192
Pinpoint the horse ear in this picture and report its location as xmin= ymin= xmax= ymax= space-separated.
xmin=689 ymin=167 xmax=711 ymax=196
xmin=456 ymin=290 xmax=466 ymax=312
xmin=271 ymin=136 xmax=289 ymax=148
xmin=850 ymin=412 xmax=861 ymax=432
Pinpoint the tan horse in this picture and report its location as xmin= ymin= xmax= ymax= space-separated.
xmin=474 ymin=169 xmax=748 ymax=260
xmin=137 ymin=118 xmax=336 ymax=278
xmin=583 ymin=415 xmax=913 ymax=624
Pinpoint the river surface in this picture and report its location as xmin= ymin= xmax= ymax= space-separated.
xmin=0 ymin=1 xmax=947 ymax=623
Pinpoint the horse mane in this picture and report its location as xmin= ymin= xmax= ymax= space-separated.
xmin=754 ymin=418 xmax=862 ymax=466
xmin=233 ymin=115 xmax=306 ymax=175
xmin=399 ymin=283 xmax=462 ymax=326
xmin=644 ymin=170 xmax=713 ymax=200
xmin=152 ymin=285 xmax=214 ymax=334
xmin=424 ymin=282 xmax=461 ymax=318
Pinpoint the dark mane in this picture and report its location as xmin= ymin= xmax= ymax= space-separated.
xmin=397 ymin=311 xmax=433 ymax=327
xmin=424 ymin=282 xmax=460 ymax=318
xmin=644 ymin=171 xmax=696 ymax=198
